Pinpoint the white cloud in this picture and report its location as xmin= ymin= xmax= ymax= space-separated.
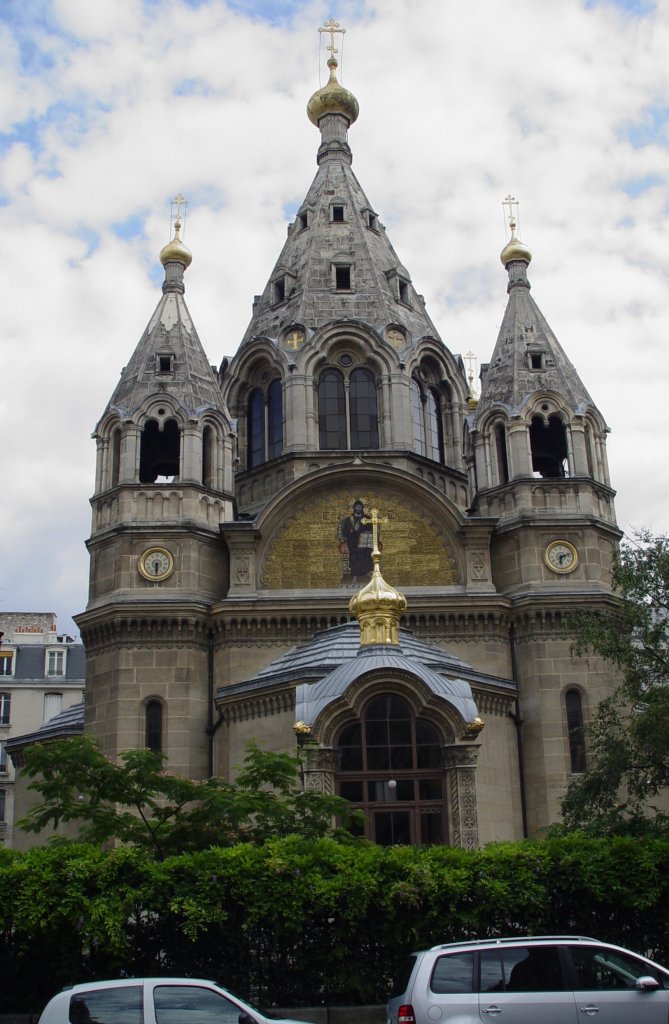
xmin=1 ymin=0 xmax=668 ymax=634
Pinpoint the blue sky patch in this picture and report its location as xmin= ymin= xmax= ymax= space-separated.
xmin=584 ymin=0 xmax=655 ymax=13
xmin=620 ymin=174 xmax=664 ymax=197
xmin=623 ymin=105 xmax=669 ymax=149
xmin=174 ymin=78 xmax=211 ymax=97
xmin=112 ymin=214 xmax=147 ymax=241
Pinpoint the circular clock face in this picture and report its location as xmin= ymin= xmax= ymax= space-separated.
xmin=544 ymin=540 xmax=578 ymax=574
xmin=139 ymin=547 xmax=174 ymax=581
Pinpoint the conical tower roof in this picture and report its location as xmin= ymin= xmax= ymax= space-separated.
xmin=100 ymin=211 xmax=225 ymax=422
xmin=237 ymin=47 xmax=441 ymax=350
xmin=476 ymin=218 xmax=596 ymax=417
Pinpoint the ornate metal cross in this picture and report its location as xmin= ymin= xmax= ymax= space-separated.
xmin=319 ymin=18 xmax=346 ymax=59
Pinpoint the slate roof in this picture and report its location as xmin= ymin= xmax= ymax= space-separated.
xmin=476 ymin=253 xmax=597 ymax=417
xmin=6 ymin=701 xmax=84 ymax=762
xmin=99 ymin=256 xmax=226 ymax=424
xmin=217 ymin=621 xmax=515 ymax=728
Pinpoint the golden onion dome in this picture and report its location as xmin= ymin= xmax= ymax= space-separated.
xmin=349 ymin=557 xmax=407 ymax=646
xmin=160 ymin=218 xmax=192 ymax=268
xmin=500 ymin=232 xmax=532 ymax=267
xmin=307 ymin=57 xmax=359 ymax=127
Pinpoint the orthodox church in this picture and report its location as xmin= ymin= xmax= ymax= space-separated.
xmin=74 ymin=28 xmax=620 ymax=847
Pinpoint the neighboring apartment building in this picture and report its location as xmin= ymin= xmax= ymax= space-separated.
xmin=0 ymin=613 xmax=85 ymax=846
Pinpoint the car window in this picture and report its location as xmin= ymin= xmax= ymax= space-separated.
xmin=570 ymin=945 xmax=665 ymax=991
xmin=69 ymin=986 xmax=143 ymax=1024
xmin=480 ymin=946 xmax=564 ymax=993
xmin=154 ymin=985 xmax=246 ymax=1024
xmin=429 ymin=952 xmax=474 ymax=994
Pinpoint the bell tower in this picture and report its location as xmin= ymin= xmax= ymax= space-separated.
xmin=75 ymin=199 xmax=235 ymax=777
xmin=468 ymin=198 xmax=621 ymax=830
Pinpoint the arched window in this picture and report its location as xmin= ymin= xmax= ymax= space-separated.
xmin=246 ymin=380 xmax=283 ymax=469
xmin=318 ymin=369 xmax=347 ymax=449
xmin=247 ymin=389 xmax=265 ymax=469
xmin=584 ymin=422 xmax=595 ymax=478
xmin=425 ymin=388 xmax=444 ymax=462
xmin=411 ymin=379 xmax=445 ymax=463
xmin=139 ymin=418 xmax=180 ymax=483
xmin=268 ymin=379 xmax=283 ymax=459
xmin=530 ymin=414 xmax=568 ymax=478
xmin=318 ymin=366 xmax=379 ymax=451
xmin=202 ymin=425 xmax=215 ymax=488
xmin=145 ymin=699 xmax=163 ymax=754
xmin=336 ymin=694 xmax=446 ymax=846
xmin=111 ymin=427 xmax=121 ymax=486
xmin=565 ymin=689 xmax=586 ymax=773
xmin=349 ymin=368 xmax=379 ymax=449
xmin=411 ymin=380 xmax=425 ymax=453
xmin=495 ymin=423 xmax=510 ymax=484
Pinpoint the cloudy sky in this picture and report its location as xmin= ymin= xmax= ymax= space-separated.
xmin=1 ymin=0 xmax=668 ymax=637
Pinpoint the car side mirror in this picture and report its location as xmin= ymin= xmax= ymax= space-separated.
xmin=635 ymin=976 xmax=659 ymax=991
xmin=239 ymin=1012 xmax=256 ymax=1024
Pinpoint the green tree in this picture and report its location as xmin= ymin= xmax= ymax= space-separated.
xmin=561 ymin=529 xmax=669 ymax=833
xmin=17 ymin=736 xmax=360 ymax=858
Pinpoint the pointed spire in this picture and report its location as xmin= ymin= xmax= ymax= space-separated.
xmin=100 ymin=195 xmax=223 ymax=421
xmin=348 ymin=508 xmax=407 ymax=646
xmin=476 ymin=199 xmax=594 ymax=415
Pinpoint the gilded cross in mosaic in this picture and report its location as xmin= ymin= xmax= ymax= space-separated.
xmin=361 ymin=507 xmax=388 ymax=557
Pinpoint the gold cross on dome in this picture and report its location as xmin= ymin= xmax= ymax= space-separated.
xmin=361 ymin=507 xmax=388 ymax=556
xmin=502 ymin=194 xmax=519 ymax=237
xmin=319 ymin=18 xmax=346 ymax=59
xmin=170 ymin=193 xmax=188 ymax=235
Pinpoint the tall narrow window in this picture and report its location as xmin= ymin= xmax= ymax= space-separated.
xmin=43 ymin=691 xmax=62 ymax=723
xmin=145 ymin=699 xmax=163 ymax=754
xmin=530 ymin=414 xmax=568 ymax=478
xmin=0 ymin=743 xmax=7 ymax=773
xmin=0 ymin=654 xmax=13 ymax=678
xmin=584 ymin=423 xmax=595 ymax=477
xmin=202 ymin=425 xmax=215 ymax=488
xmin=349 ymin=368 xmax=379 ymax=449
xmin=267 ymin=379 xmax=283 ymax=459
xmin=0 ymin=693 xmax=10 ymax=725
xmin=111 ymin=428 xmax=121 ymax=487
xmin=565 ymin=689 xmax=586 ymax=773
xmin=139 ymin=418 xmax=181 ymax=483
xmin=336 ymin=695 xmax=446 ymax=846
xmin=495 ymin=423 xmax=510 ymax=484
xmin=318 ymin=369 xmax=347 ymax=449
xmin=426 ymin=388 xmax=444 ymax=462
xmin=412 ymin=380 xmax=426 ymax=454
xmin=247 ymin=388 xmax=265 ymax=469
xmin=0 ymin=790 xmax=5 ymax=822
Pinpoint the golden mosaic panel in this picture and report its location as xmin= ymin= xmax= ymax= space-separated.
xmin=261 ymin=490 xmax=459 ymax=590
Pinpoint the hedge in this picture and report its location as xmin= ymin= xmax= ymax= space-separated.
xmin=1 ymin=833 xmax=668 ymax=1014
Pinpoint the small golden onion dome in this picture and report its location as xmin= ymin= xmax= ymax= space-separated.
xmin=349 ymin=561 xmax=407 ymax=646
xmin=307 ymin=57 xmax=359 ymax=127
xmin=160 ymin=218 xmax=192 ymax=268
xmin=500 ymin=236 xmax=532 ymax=267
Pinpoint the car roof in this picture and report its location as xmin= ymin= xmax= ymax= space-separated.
xmin=62 ymin=978 xmax=219 ymax=993
xmin=426 ymin=936 xmax=601 ymax=952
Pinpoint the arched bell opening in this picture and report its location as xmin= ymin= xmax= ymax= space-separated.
xmin=530 ymin=414 xmax=568 ymax=479
xmin=139 ymin=418 xmax=181 ymax=483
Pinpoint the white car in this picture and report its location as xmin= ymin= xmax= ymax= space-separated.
xmin=38 ymin=977 xmax=312 ymax=1024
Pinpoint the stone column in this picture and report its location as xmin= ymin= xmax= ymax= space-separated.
xmin=443 ymin=744 xmax=480 ymax=849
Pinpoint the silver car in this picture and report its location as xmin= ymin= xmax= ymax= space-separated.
xmin=386 ymin=935 xmax=669 ymax=1024
xmin=38 ymin=977 xmax=312 ymax=1024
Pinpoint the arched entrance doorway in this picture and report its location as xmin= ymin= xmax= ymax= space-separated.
xmin=335 ymin=694 xmax=447 ymax=845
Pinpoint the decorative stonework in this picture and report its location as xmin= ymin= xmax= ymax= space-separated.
xmin=444 ymin=744 xmax=480 ymax=849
